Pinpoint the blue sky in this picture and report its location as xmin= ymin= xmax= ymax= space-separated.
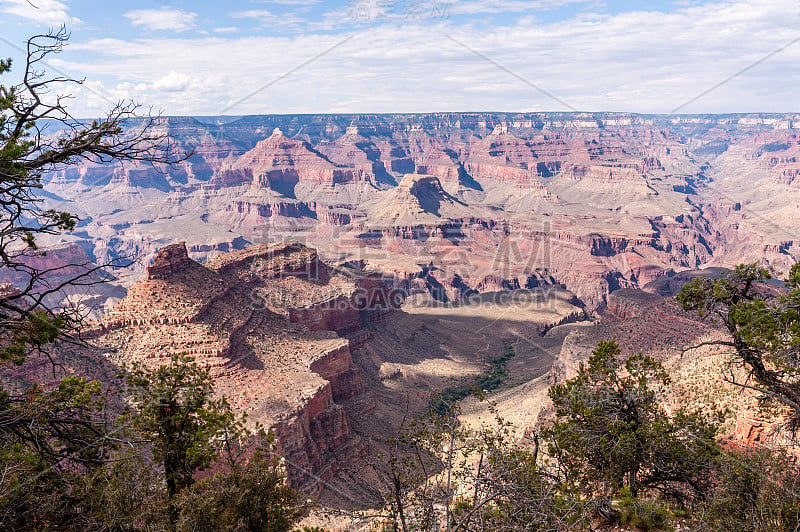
xmin=0 ymin=0 xmax=798 ymax=116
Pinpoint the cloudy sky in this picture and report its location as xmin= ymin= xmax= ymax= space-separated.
xmin=0 ymin=0 xmax=798 ymax=117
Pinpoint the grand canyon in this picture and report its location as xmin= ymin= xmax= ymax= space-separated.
xmin=6 ymin=112 xmax=793 ymax=510
xmin=39 ymin=112 xmax=800 ymax=312
xmin=3 ymin=0 xmax=800 ymax=526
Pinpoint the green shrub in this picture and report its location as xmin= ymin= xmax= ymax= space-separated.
xmin=430 ymin=343 xmax=516 ymax=415
xmin=700 ymin=448 xmax=800 ymax=532
xmin=617 ymin=489 xmax=672 ymax=531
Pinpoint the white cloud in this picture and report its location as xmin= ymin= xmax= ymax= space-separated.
xmin=229 ymin=9 xmax=311 ymax=30
xmin=230 ymin=9 xmax=276 ymax=20
xmin=123 ymin=8 xmax=197 ymax=32
xmin=55 ymin=0 xmax=800 ymax=116
xmin=152 ymin=71 xmax=192 ymax=92
xmin=256 ymin=0 xmax=321 ymax=5
xmin=448 ymin=0 xmax=594 ymax=16
xmin=1 ymin=0 xmax=81 ymax=26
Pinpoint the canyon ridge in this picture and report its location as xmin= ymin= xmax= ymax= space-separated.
xmin=39 ymin=112 xmax=800 ymax=315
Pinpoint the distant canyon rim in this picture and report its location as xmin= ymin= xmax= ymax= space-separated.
xmin=37 ymin=111 xmax=800 ymax=316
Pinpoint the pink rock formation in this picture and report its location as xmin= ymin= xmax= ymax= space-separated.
xmin=40 ymin=113 xmax=800 ymax=318
xmin=230 ymin=128 xmax=366 ymax=191
xmin=91 ymin=241 xmax=399 ymax=494
xmin=147 ymin=242 xmax=193 ymax=280
xmin=0 ymin=243 xmax=95 ymax=287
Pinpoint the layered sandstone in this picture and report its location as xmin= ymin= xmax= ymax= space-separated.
xmin=550 ymin=291 xmax=718 ymax=383
xmin=40 ymin=112 xmax=800 ymax=317
xmin=229 ymin=128 xmax=367 ymax=192
xmin=90 ymin=241 xmax=399 ymax=494
xmin=0 ymin=242 xmax=128 ymax=319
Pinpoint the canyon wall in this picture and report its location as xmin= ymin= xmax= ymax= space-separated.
xmin=40 ymin=112 xmax=800 ymax=317
xmin=89 ymin=241 xmax=398 ymax=494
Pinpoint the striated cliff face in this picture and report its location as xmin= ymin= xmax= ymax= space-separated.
xmin=0 ymin=242 xmax=96 ymax=287
xmin=0 ymin=242 xmax=129 ymax=319
xmin=41 ymin=112 xmax=800 ymax=316
xmin=368 ymin=173 xmax=474 ymax=226
xmin=146 ymin=242 xmax=193 ymax=280
xmin=287 ymin=275 xmax=398 ymax=342
xmin=272 ymin=384 xmax=355 ymax=491
xmin=601 ymin=288 xmax=663 ymax=321
xmin=229 ymin=128 xmax=366 ymax=191
xmin=89 ymin=241 xmax=398 ymax=494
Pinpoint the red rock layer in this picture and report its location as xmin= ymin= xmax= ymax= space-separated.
xmin=90 ymin=241 xmax=400 ymax=494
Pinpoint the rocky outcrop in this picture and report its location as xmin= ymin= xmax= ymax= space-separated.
xmin=732 ymin=397 xmax=782 ymax=447
xmin=549 ymin=293 xmax=717 ymax=383
xmin=0 ymin=283 xmax=20 ymax=298
xmin=310 ymin=344 xmax=367 ymax=402
xmin=0 ymin=243 xmax=127 ymax=320
xmin=272 ymin=383 xmax=357 ymax=494
xmin=288 ymin=274 xmax=399 ymax=339
xmin=90 ymin=242 xmax=400 ymax=494
xmin=147 ymin=242 xmax=193 ymax=280
xmin=289 ymin=296 xmax=363 ymax=335
xmin=369 ymin=174 xmax=474 ymax=225
xmin=0 ymin=243 xmax=95 ymax=287
xmin=230 ymin=128 xmax=367 ymax=192
xmin=601 ymin=289 xmax=662 ymax=321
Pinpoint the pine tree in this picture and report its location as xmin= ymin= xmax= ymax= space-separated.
xmin=544 ymin=340 xmax=720 ymax=501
